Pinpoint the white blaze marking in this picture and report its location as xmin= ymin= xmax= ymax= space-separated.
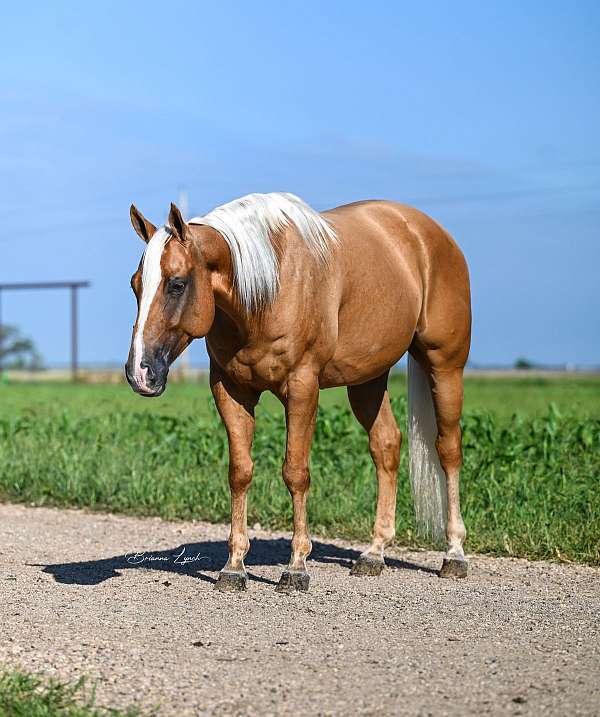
xmin=133 ymin=227 xmax=170 ymax=390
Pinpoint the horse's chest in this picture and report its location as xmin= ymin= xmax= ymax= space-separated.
xmin=212 ymin=340 xmax=296 ymax=391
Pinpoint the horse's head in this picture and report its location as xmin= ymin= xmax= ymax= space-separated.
xmin=125 ymin=203 xmax=215 ymax=396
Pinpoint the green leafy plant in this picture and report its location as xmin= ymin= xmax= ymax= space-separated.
xmin=0 ymin=395 xmax=597 ymax=565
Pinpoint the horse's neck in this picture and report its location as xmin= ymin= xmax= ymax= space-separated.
xmin=197 ymin=223 xmax=314 ymax=344
xmin=193 ymin=225 xmax=252 ymax=338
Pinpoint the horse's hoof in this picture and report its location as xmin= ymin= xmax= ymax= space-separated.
xmin=275 ymin=570 xmax=310 ymax=593
xmin=213 ymin=571 xmax=247 ymax=592
xmin=350 ymin=555 xmax=384 ymax=577
xmin=439 ymin=557 xmax=468 ymax=579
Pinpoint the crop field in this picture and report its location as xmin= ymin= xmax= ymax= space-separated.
xmin=0 ymin=374 xmax=598 ymax=565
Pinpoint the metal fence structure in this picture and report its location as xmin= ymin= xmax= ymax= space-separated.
xmin=0 ymin=281 xmax=90 ymax=381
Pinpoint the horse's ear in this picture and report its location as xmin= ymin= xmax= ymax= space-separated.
xmin=130 ymin=204 xmax=156 ymax=243
xmin=168 ymin=203 xmax=189 ymax=242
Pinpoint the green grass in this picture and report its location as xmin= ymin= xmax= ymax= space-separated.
xmin=462 ymin=375 xmax=600 ymax=418
xmin=0 ymin=669 xmax=146 ymax=717
xmin=0 ymin=377 xmax=598 ymax=565
xmin=1 ymin=373 xmax=599 ymax=420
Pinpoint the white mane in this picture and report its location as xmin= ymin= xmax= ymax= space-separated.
xmin=188 ymin=192 xmax=337 ymax=311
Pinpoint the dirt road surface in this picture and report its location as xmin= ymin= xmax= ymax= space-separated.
xmin=1 ymin=503 xmax=598 ymax=716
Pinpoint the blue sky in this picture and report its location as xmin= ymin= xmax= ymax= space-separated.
xmin=1 ymin=1 xmax=598 ymax=367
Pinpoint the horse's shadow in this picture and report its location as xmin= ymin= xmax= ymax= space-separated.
xmin=36 ymin=537 xmax=437 ymax=587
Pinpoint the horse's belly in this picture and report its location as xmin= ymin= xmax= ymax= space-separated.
xmin=320 ymin=300 xmax=418 ymax=387
xmin=316 ymin=203 xmax=423 ymax=387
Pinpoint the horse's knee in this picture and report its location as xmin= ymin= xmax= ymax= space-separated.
xmin=282 ymin=461 xmax=310 ymax=494
xmin=229 ymin=458 xmax=254 ymax=493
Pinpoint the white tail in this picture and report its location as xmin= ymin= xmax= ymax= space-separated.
xmin=407 ymin=355 xmax=448 ymax=545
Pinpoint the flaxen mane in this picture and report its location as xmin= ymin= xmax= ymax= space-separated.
xmin=188 ymin=192 xmax=337 ymax=311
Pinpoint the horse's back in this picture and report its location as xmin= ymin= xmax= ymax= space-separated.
xmin=324 ymin=199 xmax=470 ymax=323
xmin=324 ymin=199 xmax=466 ymax=269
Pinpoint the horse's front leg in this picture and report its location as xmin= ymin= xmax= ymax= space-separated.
xmin=275 ymin=370 xmax=319 ymax=593
xmin=210 ymin=367 xmax=260 ymax=592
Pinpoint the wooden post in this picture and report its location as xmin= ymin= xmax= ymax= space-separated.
xmin=0 ymin=281 xmax=89 ymax=379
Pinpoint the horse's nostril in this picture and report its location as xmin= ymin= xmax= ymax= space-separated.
xmin=140 ymin=361 xmax=156 ymax=383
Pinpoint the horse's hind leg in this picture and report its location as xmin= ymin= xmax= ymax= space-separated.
xmin=425 ymin=359 xmax=468 ymax=577
xmin=348 ymin=372 xmax=401 ymax=576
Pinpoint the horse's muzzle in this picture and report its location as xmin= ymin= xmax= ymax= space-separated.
xmin=125 ymin=355 xmax=168 ymax=397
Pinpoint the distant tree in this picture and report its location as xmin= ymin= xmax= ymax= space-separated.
xmin=0 ymin=325 xmax=44 ymax=370
xmin=514 ymin=357 xmax=534 ymax=370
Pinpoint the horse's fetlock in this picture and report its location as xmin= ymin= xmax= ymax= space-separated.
xmin=292 ymin=535 xmax=312 ymax=559
xmin=228 ymin=533 xmax=250 ymax=557
xmin=447 ymin=515 xmax=466 ymax=546
xmin=381 ymin=525 xmax=396 ymax=545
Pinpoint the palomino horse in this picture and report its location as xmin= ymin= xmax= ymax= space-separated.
xmin=126 ymin=193 xmax=471 ymax=592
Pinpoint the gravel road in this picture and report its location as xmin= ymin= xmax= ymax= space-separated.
xmin=0 ymin=503 xmax=598 ymax=716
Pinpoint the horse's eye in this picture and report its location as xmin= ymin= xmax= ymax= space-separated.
xmin=168 ymin=278 xmax=186 ymax=296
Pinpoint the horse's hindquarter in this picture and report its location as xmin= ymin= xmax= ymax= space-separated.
xmin=319 ymin=201 xmax=470 ymax=386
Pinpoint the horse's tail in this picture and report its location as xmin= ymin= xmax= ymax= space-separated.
xmin=407 ymin=354 xmax=447 ymax=544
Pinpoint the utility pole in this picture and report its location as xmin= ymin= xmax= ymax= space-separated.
xmin=178 ymin=186 xmax=191 ymax=382
xmin=70 ymin=285 xmax=79 ymax=382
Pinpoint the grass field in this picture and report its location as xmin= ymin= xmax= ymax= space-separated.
xmin=1 ymin=374 xmax=600 ymax=419
xmin=0 ymin=375 xmax=598 ymax=565
xmin=0 ymin=669 xmax=144 ymax=716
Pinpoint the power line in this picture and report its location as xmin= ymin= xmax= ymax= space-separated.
xmin=0 ymin=181 xmax=598 ymax=242
xmin=402 ymin=182 xmax=600 ymax=208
